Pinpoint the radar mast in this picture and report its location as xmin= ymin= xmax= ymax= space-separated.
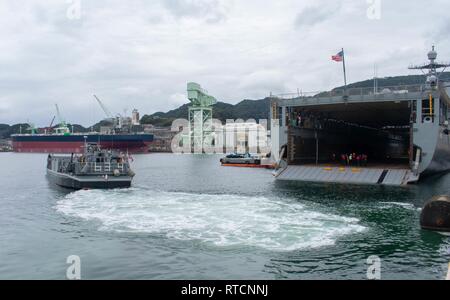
xmin=409 ymin=46 xmax=450 ymax=89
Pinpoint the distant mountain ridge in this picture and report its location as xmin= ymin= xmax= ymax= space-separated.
xmin=2 ymin=72 xmax=449 ymax=138
xmin=334 ymin=72 xmax=450 ymax=90
xmin=141 ymin=98 xmax=272 ymax=127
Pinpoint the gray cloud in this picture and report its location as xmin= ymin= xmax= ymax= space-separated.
xmin=428 ymin=19 xmax=450 ymax=47
xmin=294 ymin=3 xmax=342 ymax=29
xmin=163 ymin=0 xmax=227 ymax=23
xmin=0 ymin=0 xmax=449 ymax=126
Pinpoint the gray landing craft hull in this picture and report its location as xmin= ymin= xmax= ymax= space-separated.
xmin=47 ymin=169 xmax=132 ymax=190
xmin=421 ymin=126 xmax=450 ymax=175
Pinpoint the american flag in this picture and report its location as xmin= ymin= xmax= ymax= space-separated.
xmin=332 ymin=50 xmax=344 ymax=62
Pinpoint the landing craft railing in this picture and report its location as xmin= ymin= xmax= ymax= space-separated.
xmin=52 ymin=157 xmax=129 ymax=176
xmin=73 ymin=162 xmax=128 ymax=175
xmin=272 ymin=84 xmax=425 ymax=100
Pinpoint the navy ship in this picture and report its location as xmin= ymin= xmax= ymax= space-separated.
xmin=271 ymin=47 xmax=450 ymax=186
xmin=47 ymin=143 xmax=135 ymax=189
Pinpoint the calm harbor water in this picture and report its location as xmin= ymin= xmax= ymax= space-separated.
xmin=1 ymin=153 xmax=450 ymax=279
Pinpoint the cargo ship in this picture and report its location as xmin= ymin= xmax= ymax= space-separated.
xmin=12 ymin=100 xmax=154 ymax=154
xmin=12 ymin=133 xmax=153 ymax=154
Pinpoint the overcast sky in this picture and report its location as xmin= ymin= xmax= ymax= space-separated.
xmin=1 ymin=0 xmax=450 ymax=126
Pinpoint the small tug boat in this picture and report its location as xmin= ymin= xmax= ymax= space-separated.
xmin=47 ymin=143 xmax=135 ymax=190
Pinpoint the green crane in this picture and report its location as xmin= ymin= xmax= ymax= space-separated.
xmin=54 ymin=104 xmax=70 ymax=135
xmin=26 ymin=122 xmax=38 ymax=135
xmin=187 ymin=82 xmax=217 ymax=152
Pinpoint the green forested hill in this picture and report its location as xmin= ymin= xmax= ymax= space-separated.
xmin=0 ymin=123 xmax=30 ymax=139
xmin=335 ymin=72 xmax=450 ymax=90
xmin=140 ymin=98 xmax=272 ymax=127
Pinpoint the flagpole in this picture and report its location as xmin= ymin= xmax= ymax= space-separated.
xmin=342 ymin=48 xmax=348 ymax=93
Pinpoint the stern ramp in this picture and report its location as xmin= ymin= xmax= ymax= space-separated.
xmin=275 ymin=166 xmax=418 ymax=186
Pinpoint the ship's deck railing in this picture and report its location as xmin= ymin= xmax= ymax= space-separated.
xmin=272 ymin=84 xmax=425 ymax=100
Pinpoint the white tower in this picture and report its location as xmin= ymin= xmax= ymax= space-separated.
xmin=132 ymin=109 xmax=140 ymax=126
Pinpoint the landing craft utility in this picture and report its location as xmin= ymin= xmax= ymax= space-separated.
xmin=46 ymin=143 xmax=135 ymax=189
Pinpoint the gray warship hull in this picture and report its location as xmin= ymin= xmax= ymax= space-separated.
xmin=421 ymin=125 xmax=450 ymax=175
xmin=270 ymin=48 xmax=450 ymax=186
xmin=47 ymin=169 xmax=132 ymax=190
xmin=410 ymin=84 xmax=450 ymax=176
xmin=270 ymin=87 xmax=450 ymax=186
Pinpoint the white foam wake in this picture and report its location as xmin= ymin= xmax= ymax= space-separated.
xmin=379 ymin=202 xmax=421 ymax=211
xmin=56 ymin=189 xmax=366 ymax=251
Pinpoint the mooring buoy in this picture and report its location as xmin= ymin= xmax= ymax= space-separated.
xmin=420 ymin=195 xmax=450 ymax=232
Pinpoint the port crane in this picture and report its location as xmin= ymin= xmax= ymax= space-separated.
xmin=49 ymin=116 xmax=56 ymax=128
xmin=93 ymin=95 xmax=122 ymax=129
xmin=94 ymin=95 xmax=114 ymax=119
xmin=43 ymin=116 xmax=56 ymax=134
